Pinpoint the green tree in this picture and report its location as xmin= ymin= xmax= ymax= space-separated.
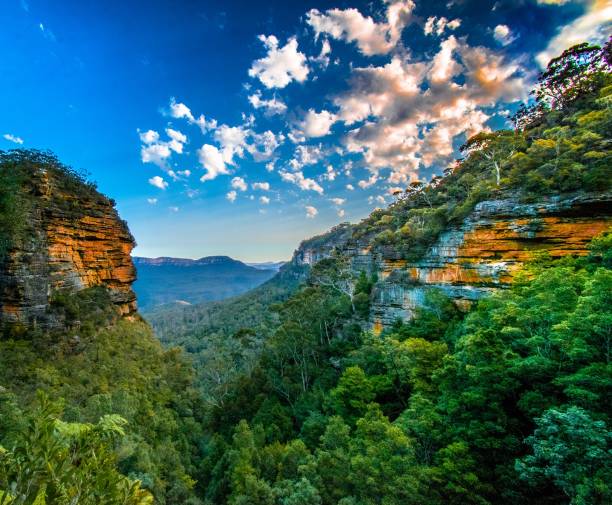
xmin=516 ymin=406 xmax=611 ymax=505
xmin=0 ymin=393 xmax=152 ymax=505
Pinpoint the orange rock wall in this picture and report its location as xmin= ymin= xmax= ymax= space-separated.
xmin=0 ymin=167 xmax=137 ymax=328
xmin=369 ymin=194 xmax=612 ymax=331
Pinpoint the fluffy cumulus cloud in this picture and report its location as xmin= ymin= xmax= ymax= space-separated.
xmin=335 ymin=35 xmax=526 ymax=183
xmin=291 ymin=109 xmax=337 ymax=142
xmin=249 ymin=35 xmax=309 ymax=88
xmin=248 ymin=130 xmax=284 ymax=162
xmin=536 ymin=0 xmax=612 ymax=67
xmin=306 ymin=0 xmax=415 ymax=56
xmin=231 ymin=176 xmax=248 ymax=191
xmin=3 ymin=133 xmax=23 ymax=144
xmin=424 ymin=16 xmax=461 ymax=36
xmin=248 ymin=91 xmax=288 ymax=115
xmin=139 ymin=128 xmax=187 ymax=170
xmin=310 ymin=38 xmax=332 ymax=68
xmin=305 ymin=205 xmax=318 ymax=218
xmin=138 ymin=0 xmax=579 ymax=218
xmin=252 ymin=181 xmax=270 ymax=191
xmin=199 ymin=144 xmax=229 ymax=182
xmin=147 ymin=197 xmax=158 ymax=205
xmin=280 ymin=170 xmax=324 ymax=194
xmin=169 ymin=98 xmax=217 ymax=133
xmin=493 ymin=24 xmax=516 ymax=46
xmin=288 ymin=144 xmax=324 ymax=171
xmin=148 ymin=175 xmax=168 ymax=190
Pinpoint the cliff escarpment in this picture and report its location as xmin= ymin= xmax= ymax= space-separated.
xmin=0 ymin=151 xmax=136 ymax=330
xmin=292 ymin=191 xmax=611 ymax=332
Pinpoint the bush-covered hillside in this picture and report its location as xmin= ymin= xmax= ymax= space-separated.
xmin=150 ymin=42 xmax=611 ymax=505
xmin=0 ymin=41 xmax=610 ymax=505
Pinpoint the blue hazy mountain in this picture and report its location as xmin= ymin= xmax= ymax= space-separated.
xmin=133 ymin=255 xmax=277 ymax=311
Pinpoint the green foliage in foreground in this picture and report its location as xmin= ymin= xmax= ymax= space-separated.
xmin=191 ymin=231 xmax=611 ymax=505
xmin=0 ymin=393 xmax=153 ymax=505
xmin=0 ymin=290 xmax=205 ymax=505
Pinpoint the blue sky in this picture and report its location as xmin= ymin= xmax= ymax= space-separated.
xmin=1 ymin=0 xmax=610 ymax=261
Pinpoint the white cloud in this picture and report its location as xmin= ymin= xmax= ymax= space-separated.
xmin=493 ymin=24 xmax=516 ymax=46
xmin=310 ymin=38 xmax=332 ymax=68
xmin=139 ymin=128 xmax=187 ymax=168
xmin=324 ymin=165 xmax=337 ymax=181
xmin=149 ymin=176 xmax=168 ymax=190
xmin=248 ymin=130 xmax=284 ymax=161
xmin=292 ymin=109 xmax=337 ymax=141
xmin=279 ymin=170 xmax=324 ymax=194
xmin=3 ymin=133 xmax=23 ymax=144
xmin=169 ymin=206 xmax=179 ymax=212
xmin=306 ymin=1 xmax=415 ymax=56
xmin=424 ymin=16 xmax=461 ymax=36
xmin=249 ymin=35 xmax=309 ymax=88
xmin=198 ymin=144 xmax=230 ymax=181
xmin=358 ymin=174 xmax=379 ymax=189
xmin=231 ymin=176 xmax=248 ymax=191
xmin=536 ymin=0 xmax=612 ymax=67
xmin=166 ymin=128 xmax=187 ymax=153
xmin=248 ymin=91 xmax=288 ymax=115
xmin=169 ymin=98 xmax=217 ymax=133
xmin=147 ymin=198 xmax=158 ymax=205
xmin=252 ymin=182 xmax=270 ymax=191
xmin=337 ymin=208 xmax=346 ymax=218
xmin=214 ymin=124 xmax=249 ymax=164
xmin=139 ymin=130 xmax=159 ymax=144
xmin=141 ymin=143 xmax=172 ymax=168
xmin=330 ymin=197 xmax=346 ymax=205
xmin=305 ymin=205 xmax=318 ymax=218
xmin=260 ymin=196 xmax=270 ymax=205
xmin=288 ymin=144 xmax=323 ymax=170
xmin=177 ymin=169 xmax=191 ymax=177
xmin=346 ymin=184 xmax=355 ymax=191
xmin=266 ymin=161 xmax=275 ymax=172
xmin=169 ymin=98 xmax=195 ymax=122
xmin=226 ymin=190 xmax=237 ymax=202
xmin=334 ymin=36 xmax=526 ymax=184
xmin=430 ymin=35 xmax=461 ymax=83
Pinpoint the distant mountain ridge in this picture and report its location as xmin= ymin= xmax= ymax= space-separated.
xmin=133 ymin=255 xmax=278 ymax=311
xmin=134 ymin=255 xmax=243 ymax=267
xmin=245 ymin=260 xmax=286 ymax=271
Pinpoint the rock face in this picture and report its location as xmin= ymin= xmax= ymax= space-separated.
xmin=0 ymin=166 xmax=136 ymax=329
xmin=292 ymin=192 xmax=611 ymax=333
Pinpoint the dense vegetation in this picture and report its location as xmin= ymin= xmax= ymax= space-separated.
xmin=149 ymin=42 xmax=612 ymax=504
xmin=189 ymin=232 xmax=611 ymax=505
xmin=0 ymin=42 xmax=610 ymax=505
xmin=0 ymin=287 xmax=205 ymax=504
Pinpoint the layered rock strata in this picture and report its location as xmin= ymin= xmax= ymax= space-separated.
xmin=0 ymin=166 xmax=136 ymax=329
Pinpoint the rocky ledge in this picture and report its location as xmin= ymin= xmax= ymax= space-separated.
xmin=0 ymin=165 xmax=136 ymax=329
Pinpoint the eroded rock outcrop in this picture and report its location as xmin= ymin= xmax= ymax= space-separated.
xmin=292 ymin=192 xmax=611 ymax=333
xmin=0 ymin=164 xmax=136 ymax=329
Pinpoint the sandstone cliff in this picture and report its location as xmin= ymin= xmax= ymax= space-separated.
xmin=0 ymin=156 xmax=136 ymax=329
xmin=291 ymin=192 xmax=611 ymax=333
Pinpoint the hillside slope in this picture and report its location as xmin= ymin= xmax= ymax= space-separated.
xmin=0 ymin=150 xmax=203 ymax=504
xmin=152 ymin=42 xmax=612 ymax=505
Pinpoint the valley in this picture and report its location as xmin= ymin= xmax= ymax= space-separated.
xmin=0 ymin=15 xmax=610 ymax=505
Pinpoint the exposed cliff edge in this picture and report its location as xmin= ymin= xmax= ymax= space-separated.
xmin=0 ymin=151 xmax=136 ymax=329
xmin=291 ymin=191 xmax=611 ymax=332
